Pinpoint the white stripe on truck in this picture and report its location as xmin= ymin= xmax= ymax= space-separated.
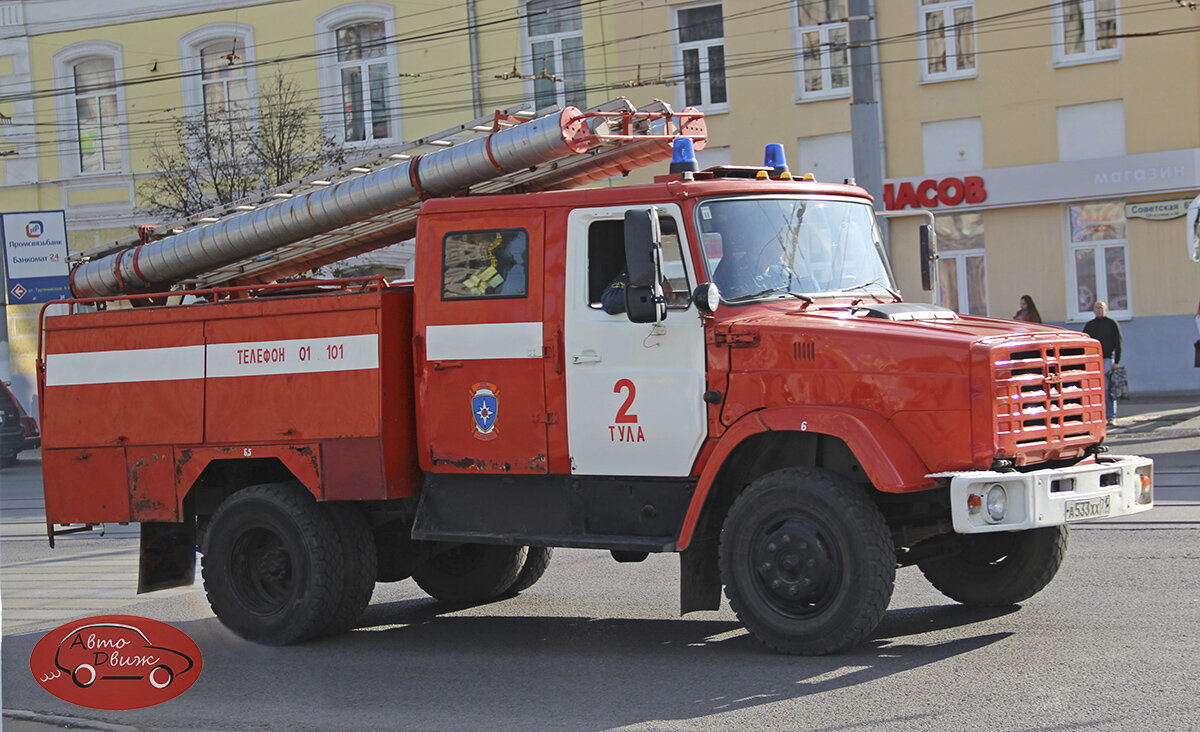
xmin=45 ymin=334 xmax=379 ymax=386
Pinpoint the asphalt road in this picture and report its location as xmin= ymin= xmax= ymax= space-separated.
xmin=3 ymin=402 xmax=1198 ymax=731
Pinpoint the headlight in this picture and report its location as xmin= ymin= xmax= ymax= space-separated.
xmin=986 ymin=484 xmax=1008 ymax=523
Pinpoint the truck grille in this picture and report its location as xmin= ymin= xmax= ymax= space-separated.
xmin=992 ymin=341 xmax=1105 ymax=466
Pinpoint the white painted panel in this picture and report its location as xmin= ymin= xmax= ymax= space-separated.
xmin=206 ymin=334 xmax=378 ymax=377
xmin=45 ymin=345 xmax=205 ymax=386
xmin=425 ymin=322 xmax=543 ymax=360
xmin=922 ymin=117 xmax=984 ymax=174
xmin=797 ymin=132 xmax=854 ymax=182
xmin=1058 ymin=100 xmax=1126 ymax=162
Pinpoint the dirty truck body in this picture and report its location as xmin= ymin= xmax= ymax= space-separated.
xmin=39 ymin=122 xmax=1153 ymax=655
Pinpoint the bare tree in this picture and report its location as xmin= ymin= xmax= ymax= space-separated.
xmin=140 ymin=70 xmax=344 ymax=219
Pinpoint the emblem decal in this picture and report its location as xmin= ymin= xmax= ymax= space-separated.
xmin=471 ymin=381 xmax=499 ymax=440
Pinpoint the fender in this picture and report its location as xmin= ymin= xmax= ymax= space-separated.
xmin=676 ymin=406 xmax=933 ymax=549
xmin=176 ymin=444 xmax=325 ymax=512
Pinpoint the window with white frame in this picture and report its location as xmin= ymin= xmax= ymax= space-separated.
xmin=918 ymin=0 xmax=976 ymax=81
xmin=524 ymin=0 xmax=586 ymax=109
xmin=1066 ymin=201 xmax=1129 ymax=320
xmin=180 ymin=25 xmax=257 ymax=159
xmin=336 ymin=22 xmax=392 ymax=142
xmin=935 ymin=212 xmax=987 ymax=316
xmin=1054 ymin=0 xmax=1120 ymax=65
xmin=71 ymin=58 xmax=122 ymax=173
xmin=795 ymin=0 xmax=848 ymax=100
xmin=675 ymin=3 xmax=727 ymax=111
xmin=316 ymin=5 xmax=400 ymax=145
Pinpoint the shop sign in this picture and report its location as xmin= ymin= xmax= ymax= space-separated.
xmin=883 ymin=176 xmax=987 ymax=211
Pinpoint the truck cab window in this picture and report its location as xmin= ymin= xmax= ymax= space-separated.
xmin=441 ymin=229 xmax=529 ymax=299
xmin=586 ymin=216 xmax=690 ymax=310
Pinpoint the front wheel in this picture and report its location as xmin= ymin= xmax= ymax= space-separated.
xmin=719 ymin=468 xmax=895 ymax=655
xmin=918 ymin=526 xmax=1068 ymax=606
xmin=201 ymin=482 xmax=343 ymax=645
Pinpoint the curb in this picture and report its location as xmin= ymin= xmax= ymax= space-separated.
xmin=3 ymin=710 xmax=141 ymax=732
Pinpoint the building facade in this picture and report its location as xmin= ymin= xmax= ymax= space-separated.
xmin=2 ymin=0 xmax=1199 ymax=414
xmin=608 ymin=0 xmax=1200 ymax=393
xmin=0 ymin=0 xmax=616 ymax=411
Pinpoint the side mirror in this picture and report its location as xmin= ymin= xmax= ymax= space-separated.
xmin=692 ymin=283 xmax=720 ymax=316
xmin=623 ymin=208 xmax=666 ymax=324
xmin=919 ymin=223 xmax=938 ymax=292
xmin=624 ymin=208 xmax=661 ymax=287
xmin=625 ymin=286 xmax=660 ymax=323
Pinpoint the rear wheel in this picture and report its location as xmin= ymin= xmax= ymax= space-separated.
xmin=918 ymin=526 xmax=1068 ymax=606
xmin=719 ymin=468 xmax=895 ymax=655
xmin=507 ymin=546 xmax=553 ymax=594
xmin=320 ymin=503 xmax=377 ymax=636
xmin=412 ymin=543 xmax=527 ymax=603
xmin=201 ymin=482 xmax=343 ymax=645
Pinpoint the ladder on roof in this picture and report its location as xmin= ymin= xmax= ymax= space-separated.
xmin=70 ymin=98 xmax=705 ymax=298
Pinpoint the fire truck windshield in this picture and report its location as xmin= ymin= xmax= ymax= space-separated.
xmin=697 ymin=196 xmax=895 ymax=302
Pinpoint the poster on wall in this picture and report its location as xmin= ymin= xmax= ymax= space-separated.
xmin=2 ymin=210 xmax=70 ymax=305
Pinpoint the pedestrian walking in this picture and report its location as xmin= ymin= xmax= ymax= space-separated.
xmin=1083 ymin=300 xmax=1122 ymax=424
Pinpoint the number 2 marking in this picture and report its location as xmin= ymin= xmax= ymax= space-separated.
xmin=614 ymin=379 xmax=638 ymax=423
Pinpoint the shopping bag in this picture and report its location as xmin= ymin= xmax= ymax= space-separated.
xmin=1108 ymin=364 xmax=1129 ymax=400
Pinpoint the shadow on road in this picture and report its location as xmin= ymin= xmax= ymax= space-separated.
xmin=3 ymin=594 xmax=1022 ymax=730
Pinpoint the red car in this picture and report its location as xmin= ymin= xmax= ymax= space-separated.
xmin=0 ymin=382 xmax=39 ymax=468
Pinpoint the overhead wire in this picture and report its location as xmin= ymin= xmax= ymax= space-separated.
xmin=3 ymin=0 xmax=1194 ymax=162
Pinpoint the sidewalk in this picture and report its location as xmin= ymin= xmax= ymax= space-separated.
xmin=1110 ymin=391 xmax=1200 ymax=434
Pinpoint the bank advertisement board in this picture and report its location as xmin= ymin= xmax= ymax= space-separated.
xmin=2 ymin=210 xmax=70 ymax=304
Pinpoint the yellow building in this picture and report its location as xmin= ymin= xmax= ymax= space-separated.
xmin=0 ymin=0 xmax=615 ymax=410
xmin=3 ymin=0 xmax=1198 ymax=408
xmin=607 ymin=0 xmax=1200 ymax=393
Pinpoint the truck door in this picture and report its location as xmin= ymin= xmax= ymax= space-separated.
xmin=563 ymin=204 xmax=707 ymax=476
xmin=418 ymin=213 xmax=550 ymax=474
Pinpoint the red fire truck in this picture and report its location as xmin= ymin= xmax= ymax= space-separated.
xmin=37 ymin=101 xmax=1154 ymax=655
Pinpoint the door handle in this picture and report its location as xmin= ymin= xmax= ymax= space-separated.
xmin=571 ymin=353 xmax=602 ymax=364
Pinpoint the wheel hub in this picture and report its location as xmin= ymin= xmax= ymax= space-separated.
xmin=752 ymin=517 xmax=835 ymax=607
xmin=255 ymin=547 xmax=290 ymax=582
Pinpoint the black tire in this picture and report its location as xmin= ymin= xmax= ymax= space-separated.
xmin=1 ymin=452 xmax=16 ymax=468
xmin=319 ymin=503 xmax=377 ymax=636
xmin=201 ymin=482 xmax=343 ymax=645
xmin=918 ymin=526 xmax=1068 ymax=606
xmin=719 ymin=467 xmax=895 ymax=655
xmin=412 ymin=543 xmax=527 ymax=603
xmin=506 ymin=546 xmax=553 ymax=594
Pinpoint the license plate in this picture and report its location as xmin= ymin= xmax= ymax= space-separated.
xmin=1065 ymin=495 xmax=1111 ymax=521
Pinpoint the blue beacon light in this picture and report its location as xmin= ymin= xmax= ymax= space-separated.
xmin=763 ymin=143 xmax=789 ymax=173
xmin=669 ymin=137 xmax=699 ymax=175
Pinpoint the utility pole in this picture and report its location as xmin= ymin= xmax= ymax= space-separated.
xmin=848 ymin=0 xmax=886 ymax=242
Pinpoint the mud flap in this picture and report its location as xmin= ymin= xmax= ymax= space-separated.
xmin=680 ymin=536 xmax=722 ymax=614
xmin=138 ymin=521 xmax=197 ymax=593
